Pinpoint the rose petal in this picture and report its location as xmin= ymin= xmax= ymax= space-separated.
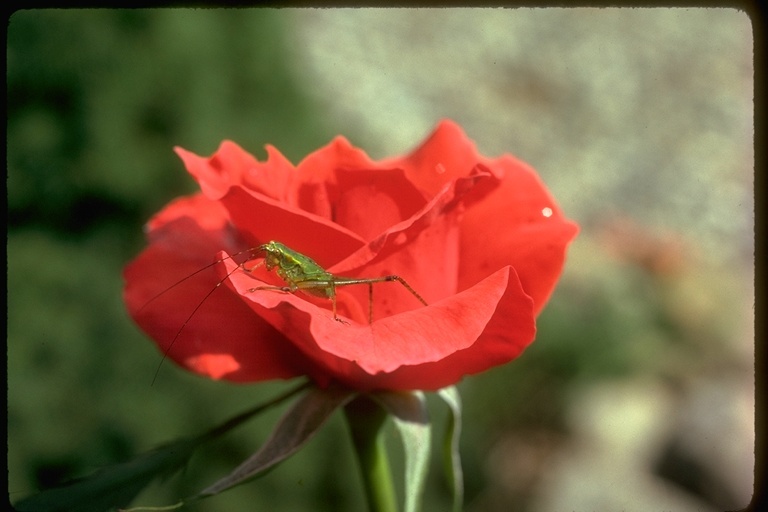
xmin=175 ymin=141 xmax=295 ymax=202
xmin=124 ymin=196 xmax=315 ymax=383
xmin=384 ymin=119 xmax=499 ymax=197
xmin=221 ymin=255 xmax=534 ymax=389
xmin=220 ymin=186 xmax=365 ymax=268
xmin=329 ymin=166 xmax=492 ymax=275
xmin=358 ymin=266 xmax=536 ymax=390
xmin=325 ymin=167 xmax=494 ymax=307
xmin=143 ymin=193 xmax=241 ymax=255
xmin=459 ymin=157 xmax=579 ymax=314
xmin=331 ymin=167 xmax=427 ymax=240
xmin=288 ymin=139 xmax=370 ymax=220
xmin=294 ymin=135 xmax=381 ymax=184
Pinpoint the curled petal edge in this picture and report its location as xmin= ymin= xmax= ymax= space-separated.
xmin=219 ymin=255 xmax=535 ymax=381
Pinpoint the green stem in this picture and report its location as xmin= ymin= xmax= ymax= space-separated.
xmin=344 ymin=396 xmax=399 ymax=512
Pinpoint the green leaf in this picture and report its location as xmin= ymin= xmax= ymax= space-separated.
xmin=373 ymin=391 xmax=431 ymax=512
xmin=13 ymin=437 xmax=197 ymax=512
xmin=195 ymin=385 xmax=356 ymax=498
xmin=437 ymin=386 xmax=463 ymax=512
xmin=13 ymin=381 xmax=309 ymax=512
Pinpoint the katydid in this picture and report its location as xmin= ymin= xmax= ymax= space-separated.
xmin=139 ymin=240 xmax=428 ymax=383
xmin=248 ymin=241 xmax=428 ymax=324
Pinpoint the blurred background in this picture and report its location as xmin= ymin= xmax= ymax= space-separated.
xmin=7 ymin=8 xmax=754 ymax=512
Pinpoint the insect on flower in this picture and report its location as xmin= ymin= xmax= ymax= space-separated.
xmin=247 ymin=241 xmax=428 ymax=323
xmin=141 ymin=240 xmax=428 ymax=383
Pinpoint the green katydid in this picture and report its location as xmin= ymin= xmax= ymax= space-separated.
xmin=140 ymin=240 xmax=428 ymax=383
xmin=246 ymin=241 xmax=428 ymax=324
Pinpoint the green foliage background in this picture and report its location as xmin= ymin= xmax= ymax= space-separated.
xmin=8 ymin=9 xmax=753 ymax=512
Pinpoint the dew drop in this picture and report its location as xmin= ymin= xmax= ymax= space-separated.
xmin=542 ymin=207 xmax=553 ymax=218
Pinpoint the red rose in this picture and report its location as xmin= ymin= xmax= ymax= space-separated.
xmin=123 ymin=120 xmax=578 ymax=391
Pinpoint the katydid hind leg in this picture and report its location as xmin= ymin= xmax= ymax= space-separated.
xmin=328 ymin=274 xmax=428 ymax=323
xmin=368 ymin=282 xmax=374 ymax=324
xmin=329 ymin=282 xmax=349 ymax=324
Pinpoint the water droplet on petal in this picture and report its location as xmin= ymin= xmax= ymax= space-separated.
xmin=542 ymin=207 xmax=553 ymax=218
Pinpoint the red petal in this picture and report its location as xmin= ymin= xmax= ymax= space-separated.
xmin=174 ymin=141 xmax=295 ymax=202
xmin=459 ymin=156 xmax=579 ymax=314
xmin=295 ymin=136 xmax=381 ymax=183
xmin=220 ymin=186 xmax=365 ymax=268
xmin=292 ymin=137 xmax=429 ymax=231
xmin=144 ymin=194 xmax=238 ymax=254
xmin=364 ymin=266 xmax=536 ymax=390
xmin=123 ymin=196 xmax=315 ymax=383
xmin=384 ymin=119 xmax=497 ymax=197
xmin=331 ymin=167 xmax=427 ymax=240
xmin=222 ymin=256 xmax=534 ymax=389
xmin=325 ymin=168 xmax=493 ymax=307
xmin=329 ymin=167 xmax=492 ymax=274
xmin=291 ymin=137 xmax=375 ymax=219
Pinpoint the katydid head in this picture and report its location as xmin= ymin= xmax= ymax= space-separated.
xmin=257 ymin=241 xmax=285 ymax=271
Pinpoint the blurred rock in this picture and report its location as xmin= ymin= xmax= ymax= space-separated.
xmin=528 ymin=378 xmax=753 ymax=511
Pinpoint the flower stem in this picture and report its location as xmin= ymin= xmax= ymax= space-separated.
xmin=344 ymin=396 xmax=398 ymax=512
